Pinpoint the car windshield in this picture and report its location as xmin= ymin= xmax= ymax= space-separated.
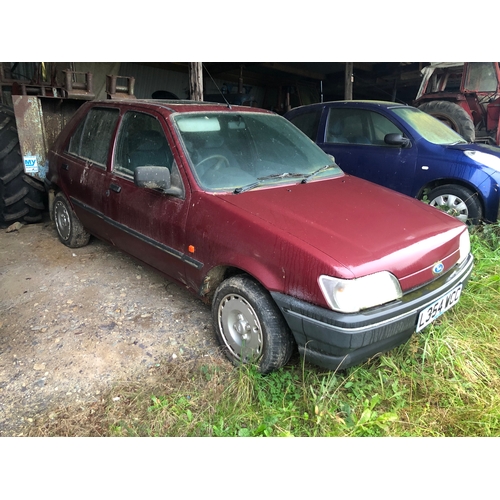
xmin=173 ymin=112 xmax=343 ymax=192
xmin=392 ymin=106 xmax=468 ymax=145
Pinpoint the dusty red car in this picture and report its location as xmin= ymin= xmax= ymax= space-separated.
xmin=45 ymin=100 xmax=474 ymax=373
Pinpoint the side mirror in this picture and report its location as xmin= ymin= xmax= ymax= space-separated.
xmin=384 ymin=133 xmax=410 ymax=147
xmin=134 ymin=166 xmax=171 ymax=191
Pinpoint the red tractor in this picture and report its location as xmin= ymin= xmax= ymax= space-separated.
xmin=414 ymin=62 xmax=500 ymax=146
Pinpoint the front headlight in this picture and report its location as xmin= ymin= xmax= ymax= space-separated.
xmin=464 ymin=150 xmax=500 ymax=172
xmin=457 ymin=228 xmax=471 ymax=264
xmin=318 ymin=272 xmax=402 ymax=313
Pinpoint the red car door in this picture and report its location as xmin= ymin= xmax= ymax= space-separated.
xmin=104 ymin=109 xmax=193 ymax=287
xmin=57 ymin=106 xmax=120 ymax=242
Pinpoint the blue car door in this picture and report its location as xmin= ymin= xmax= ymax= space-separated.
xmin=317 ymin=107 xmax=418 ymax=197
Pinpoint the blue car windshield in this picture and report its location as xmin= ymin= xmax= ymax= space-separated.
xmin=392 ymin=107 xmax=468 ymax=145
xmin=173 ymin=112 xmax=343 ymax=191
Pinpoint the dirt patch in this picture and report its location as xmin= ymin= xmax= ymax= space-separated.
xmin=0 ymin=216 xmax=223 ymax=436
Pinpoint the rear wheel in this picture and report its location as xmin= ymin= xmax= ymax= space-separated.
xmin=0 ymin=104 xmax=47 ymax=227
xmin=212 ymin=275 xmax=295 ymax=374
xmin=418 ymin=101 xmax=475 ymax=143
xmin=427 ymin=184 xmax=482 ymax=225
xmin=53 ymin=192 xmax=90 ymax=248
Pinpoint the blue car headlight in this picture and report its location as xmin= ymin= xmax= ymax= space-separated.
xmin=464 ymin=150 xmax=500 ymax=172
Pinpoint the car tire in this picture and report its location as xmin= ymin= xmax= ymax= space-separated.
xmin=53 ymin=192 xmax=90 ymax=248
xmin=427 ymin=185 xmax=482 ymax=225
xmin=212 ymin=275 xmax=295 ymax=374
xmin=418 ymin=101 xmax=475 ymax=143
xmin=0 ymin=104 xmax=47 ymax=228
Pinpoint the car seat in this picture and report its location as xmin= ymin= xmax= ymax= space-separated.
xmin=128 ymin=130 xmax=172 ymax=171
xmin=341 ymin=116 xmax=371 ymax=145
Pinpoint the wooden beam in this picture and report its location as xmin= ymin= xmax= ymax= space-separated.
xmin=189 ymin=62 xmax=203 ymax=101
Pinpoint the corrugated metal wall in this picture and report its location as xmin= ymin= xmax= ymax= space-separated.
xmin=119 ymin=63 xmax=189 ymax=99
xmin=119 ymin=62 xmax=266 ymax=106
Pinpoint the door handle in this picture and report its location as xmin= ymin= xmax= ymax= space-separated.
xmin=62 ymin=164 xmax=69 ymax=171
xmin=109 ymin=183 xmax=122 ymax=193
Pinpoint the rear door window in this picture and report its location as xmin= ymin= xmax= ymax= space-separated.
xmin=67 ymin=108 xmax=119 ymax=167
xmin=288 ymin=108 xmax=322 ymax=140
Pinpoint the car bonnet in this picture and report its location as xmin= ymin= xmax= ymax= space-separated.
xmin=219 ymin=175 xmax=466 ymax=292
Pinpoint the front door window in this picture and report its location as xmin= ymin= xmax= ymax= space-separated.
xmin=325 ymin=108 xmax=402 ymax=146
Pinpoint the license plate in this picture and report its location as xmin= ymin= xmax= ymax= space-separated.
xmin=416 ymin=284 xmax=463 ymax=332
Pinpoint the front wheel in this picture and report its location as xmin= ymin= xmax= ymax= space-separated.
xmin=212 ymin=275 xmax=295 ymax=374
xmin=427 ymin=185 xmax=482 ymax=225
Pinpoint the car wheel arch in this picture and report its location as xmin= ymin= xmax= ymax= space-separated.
xmin=418 ymin=179 xmax=484 ymax=209
xmin=418 ymin=180 xmax=485 ymax=224
xmin=199 ymin=264 xmax=284 ymax=303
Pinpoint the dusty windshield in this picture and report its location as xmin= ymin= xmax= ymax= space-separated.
xmin=173 ymin=112 xmax=342 ymax=192
xmin=392 ymin=107 xmax=467 ymax=145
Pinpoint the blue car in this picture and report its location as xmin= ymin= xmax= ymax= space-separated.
xmin=285 ymin=100 xmax=500 ymax=224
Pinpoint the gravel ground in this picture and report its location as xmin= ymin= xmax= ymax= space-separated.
xmin=0 ymin=215 xmax=223 ymax=436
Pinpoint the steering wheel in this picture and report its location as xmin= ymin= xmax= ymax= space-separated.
xmin=196 ymin=155 xmax=230 ymax=173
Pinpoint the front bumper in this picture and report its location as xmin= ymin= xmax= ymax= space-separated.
xmin=271 ymin=253 xmax=474 ymax=371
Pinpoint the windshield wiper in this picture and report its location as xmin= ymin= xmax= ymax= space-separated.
xmin=300 ymin=164 xmax=337 ymax=183
xmin=234 ymin=172 xmax=305 ymax=194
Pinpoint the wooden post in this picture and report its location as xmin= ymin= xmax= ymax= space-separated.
xmin=344 ymin=62 xmax=353 ymax=100
xmin=189 ymin=62 xmax=203 ymax=101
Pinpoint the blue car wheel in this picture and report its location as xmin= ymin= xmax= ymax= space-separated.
xmin=427 ymin=185 xmax=482 ymax=225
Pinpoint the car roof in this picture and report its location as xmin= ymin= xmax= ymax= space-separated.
xmin=287 ymin=100 xmax=410 ymax=114
xmin=85 ymin=99 xmax=274 ymax=115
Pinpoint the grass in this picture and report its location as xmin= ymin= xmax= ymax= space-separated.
xmin=24 ymin=223 xmax=500 ymax=437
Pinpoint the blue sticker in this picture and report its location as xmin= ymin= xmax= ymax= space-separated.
xmin=24 ymin=155 xmax=38 ymax=174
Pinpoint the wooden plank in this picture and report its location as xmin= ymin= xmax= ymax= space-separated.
xmin=189 ymin=62 xmax=203 ymax=101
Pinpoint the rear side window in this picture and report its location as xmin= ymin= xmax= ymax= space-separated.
xmin=67 ymin=108 xmax=119 ymax=167
xmin=288 ymin=109 xmax=322 ymax=140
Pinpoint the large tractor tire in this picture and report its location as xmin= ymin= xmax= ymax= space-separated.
xmin=418 ymin=100 xmax=475 ymax=143
xmin=0 ymin=104 xmax=47 ymax=228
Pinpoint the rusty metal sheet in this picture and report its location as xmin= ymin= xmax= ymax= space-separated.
xmin=11 ymin=95 xmax=87 ymax=181
xmin=12 ymin=95 xmax=48 ymax=180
